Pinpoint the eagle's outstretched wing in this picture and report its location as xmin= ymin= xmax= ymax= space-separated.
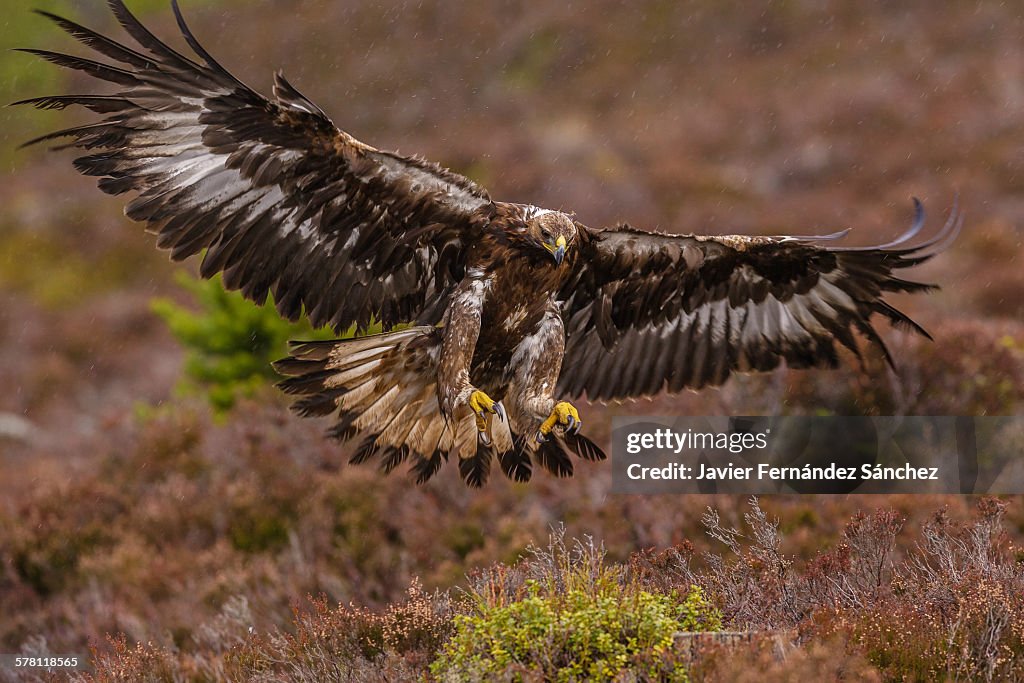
xmin=558 ymin=200 xmax=960 ymax=402
xmin=16 ymin=0 xmax=494 ymax=332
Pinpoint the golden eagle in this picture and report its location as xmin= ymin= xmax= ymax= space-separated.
xmin=18 ymin=1 xmax=958 ymax=486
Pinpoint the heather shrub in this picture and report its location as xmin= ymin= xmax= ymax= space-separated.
xmin=7 ymin=479 xmax=125 ymax=598
xmin=688 ymin=497 xmax=807 ymax=629
xmin=898 ymin=320 xmax=1024 ymax=415
xmin=764 ymin=319 xmax=1024 ymax=418
xmin=690 ymin=635 xmax=882 ymax=682
xmin=686 ymin=498 xmax=1024 ymax=681
xmin=80 ymin=635 xmax=183 ymax=683
xmin=76 ymin=581 xmax=454 ymax=682
xmin=671 ymin=497 xmax=906 ymax=631
xmin=229 ymin=580 xmax=454 ymax=680
xmin=840 ymin=499 xmax=1024 ymax=682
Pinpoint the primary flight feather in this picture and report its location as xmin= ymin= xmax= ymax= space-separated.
xmin=17 ymin=0 xmax=958 ymax=486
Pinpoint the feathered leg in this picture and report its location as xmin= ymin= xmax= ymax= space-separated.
xmin=504 ymin=304 xmax=606 ymax=479
xmin=437 ymin=277 xmax=505 ymax=437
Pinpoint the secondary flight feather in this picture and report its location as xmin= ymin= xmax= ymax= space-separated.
xmin=17 ymin=0 xmax=959 ymax=486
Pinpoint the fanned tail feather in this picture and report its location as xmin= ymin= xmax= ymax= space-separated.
xmin=275 ymin=326 xmax=457 ymax=482
xmin=274 ymin=326 xmax=606 ymax=486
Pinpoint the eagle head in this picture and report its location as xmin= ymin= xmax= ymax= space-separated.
xmin=526 ymin=210 xmax=577 ymax=265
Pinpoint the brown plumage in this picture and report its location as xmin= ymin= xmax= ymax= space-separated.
xmin=18 ymin=1 xmax=959 ymax=487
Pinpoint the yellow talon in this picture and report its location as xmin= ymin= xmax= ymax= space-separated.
xmin=538 ymin=401 xmax=582 ymax=441
xmin=469 ymin=389 xmax=495 ymax=415
xmin=469 ymin=390 xmax=504 ymax=432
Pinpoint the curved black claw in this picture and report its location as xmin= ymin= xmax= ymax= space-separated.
xmin=535 ymin=430 xmax=548 ymax=444
xmin=477 ymin=430 xmax=492 ymax=446
xmin=495 ymin=401 xmax=506 ymax=423
xmin=566 ymin=415 xmax=576 ymax=432
xmin=569 ymin=420 xmax=582 ymax=435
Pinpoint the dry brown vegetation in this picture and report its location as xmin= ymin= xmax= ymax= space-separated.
xmin=1 ymin=0 xmax=1023 ymax=680
xmin=9 ymin=498 xmax=1023 ymax=680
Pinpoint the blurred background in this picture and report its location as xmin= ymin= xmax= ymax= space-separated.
xmin=0 ymin=0 xmax=1022 ymax=659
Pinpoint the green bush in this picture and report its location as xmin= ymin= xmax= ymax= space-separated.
xmin=431 ymin=582 xmax=721 ymax=682
xmin=151 ymin=274 xmax=339 ymax=411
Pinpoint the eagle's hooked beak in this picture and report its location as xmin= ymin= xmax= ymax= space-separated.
xmin=549 ymin=235 xmax=567 ymax=265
